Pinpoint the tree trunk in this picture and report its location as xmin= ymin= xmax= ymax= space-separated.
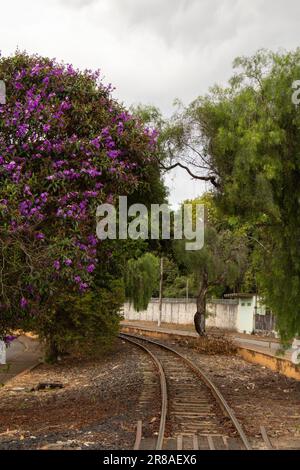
xmin=46 ymin=339 xmax=60 ymax=363
xmin=194 ymin=275 xmax=208 ymax=336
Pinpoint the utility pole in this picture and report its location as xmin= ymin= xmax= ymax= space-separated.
xmin=185 ymin=278 xmax=189 ymax=310
xmin=158 ymin=257 xmax=164 ymax=327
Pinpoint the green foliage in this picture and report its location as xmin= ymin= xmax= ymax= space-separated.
xmin=43 ymin=280 xmax=124 ymax=361
xmin=132 ymin=104 xmax=165 ymax=132
xmin=149 ymin=256 xmax=189 ymax=298
xmin=173 ymin=224 xmax=248 ymax=296
xmin=184 ymin=49 xmax=300 ymax=338
xmin=163 ymin=274 xmax=197 ymax=298
xmin=161 ymin=50 xmax=300 ymax=339
xmin=125 ymin=253 xmax=159 ymax=311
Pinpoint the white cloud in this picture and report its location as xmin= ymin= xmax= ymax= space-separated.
xmin=1 ymin=0 xmax=299 ymax=204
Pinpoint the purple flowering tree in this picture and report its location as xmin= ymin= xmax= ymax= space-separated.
xmin=0 ymin=52 xmax=159 ymax=355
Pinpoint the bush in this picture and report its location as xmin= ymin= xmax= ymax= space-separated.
xmin=43 ymin=280 xmax=125 ymax=362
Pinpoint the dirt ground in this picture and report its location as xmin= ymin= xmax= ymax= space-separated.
xmin=1 ymin=335 xmax=299 ymax=450
xmin=0 ymin=340 xmax=159 ymax=450
xmin=161 ymin=337 xmax=300 ymax=448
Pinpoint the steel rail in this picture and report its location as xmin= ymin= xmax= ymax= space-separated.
xmin=120 ymin=332 xmax=252 ymax=451
xmin=118 ymin=334 xmax=167 ymax=450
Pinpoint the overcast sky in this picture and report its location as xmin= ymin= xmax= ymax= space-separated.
xmin=1 ymin=0 xmax=300 ymax=206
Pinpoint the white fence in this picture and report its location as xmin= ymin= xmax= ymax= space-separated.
xmin=122 ymin=298 xmax=239 ymax=331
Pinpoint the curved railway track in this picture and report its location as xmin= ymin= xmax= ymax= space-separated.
xmin=119 ymin=332 xmax=252 ymax=451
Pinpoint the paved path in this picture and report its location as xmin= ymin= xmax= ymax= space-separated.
xmin=0 ymin=336 xmax=41 ymax=385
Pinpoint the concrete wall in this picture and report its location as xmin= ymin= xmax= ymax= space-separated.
xmin=122 ymin=298 xmax=239 ymax=331
xmin=206 ymin=301 xmax=239 ymax=330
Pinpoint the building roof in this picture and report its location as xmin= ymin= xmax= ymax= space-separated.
xmin=224 ymin=293 xmax=255 ymax=299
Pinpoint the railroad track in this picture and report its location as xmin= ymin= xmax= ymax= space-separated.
xmin=119 ymin=332 xmax=252 ymax=451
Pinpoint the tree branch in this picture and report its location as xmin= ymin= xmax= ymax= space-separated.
xmin=159 ymin=160 xmax=219 ymax=188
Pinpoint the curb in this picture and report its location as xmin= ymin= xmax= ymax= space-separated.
xmin=237 ymin=346 xmax=300 ymax=381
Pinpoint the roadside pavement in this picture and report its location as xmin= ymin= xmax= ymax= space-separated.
xmin=0 ymin=336 xmax=42 ymax=385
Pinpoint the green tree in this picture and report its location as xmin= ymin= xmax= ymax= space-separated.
xmin=163 ymin=50 xmax=300 ymax=340
xmin=125 ymin=253 xmax=160 ymax=311
xmin=174 ymin=217 xmax=248 ymax=335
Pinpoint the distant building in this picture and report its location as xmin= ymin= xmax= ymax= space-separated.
xmin=223 ymin=293 xmax=275 ymax=335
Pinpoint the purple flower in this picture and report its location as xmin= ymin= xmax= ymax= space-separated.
xmin=4 ymin=335 xmax=17 ymax=345
xmin=87 ymin=264 xmax=96 ymax=273
xmin=84 ymin=190 xmax=98 ymax=198
xmin=53 ymin=260 xmax=60 ymax=270
xmin=82 ymin=168 xmax=102 ymax=178
xmin=107 ymin=150 xmax=121 ymax=159
xmin=20 ymin=297 xmax=28 ymax=309
xmin=91 ymin=137 xmax=100 ymax=149
xmin=67 ymin=64 xmax=75 ymax=75
xmin=35 ymin=232 xmax=45 ymax=240
xmin=30 ymin=64 xmax=43 ymax=76
xmin=19 ymin=200 xmax=32 ymax=216
xmin=74 ymin=275 xmax=81 ymax=283
xmin=16 ymin=124 xmax=29 ymax=138
xmin=4 ymin=161 xmax=17 ymax=172
xmin=60 ymin=100 xmax=71 ymax=111
xmin=87 ymin=234 xmax=98 ymax=247
xmin=14 ymin=82 xmax=24 ymax=91
xmin=42 ymin=76 xmax=50 ymax=85
xmin=101 ymin=127 xmax=110 ymax=136
xmin=117 ymin=121 xmax=124 ymax=135
xmin=79 ymin=282 xmax=88 ymax=292
xmin=24 ymin=185 xmax=32 ymax=196
xmin=64 ymin=258 xmax=72 ymax=266
xmin=106 ymin=139 xmax=115 ymax=149
xmin=40 ymin=192 xmax=48 ymax=202
xmin=53 ymin=160 xmax=65 ymax=169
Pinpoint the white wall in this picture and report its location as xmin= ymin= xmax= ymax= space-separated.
xmin=123 ymin=299 xmax=195 ymax=324
xmin=206 ymin=301 xmax=239 ymax=330
xmin=122 ymin=298 xmax=239 ymax=331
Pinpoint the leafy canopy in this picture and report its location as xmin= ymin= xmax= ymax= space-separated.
xmin=175 ymin=50 xmax=300 ymax=339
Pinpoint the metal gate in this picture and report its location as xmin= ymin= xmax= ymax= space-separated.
xmin=254 ymin=312 xmax=276 ymax=332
